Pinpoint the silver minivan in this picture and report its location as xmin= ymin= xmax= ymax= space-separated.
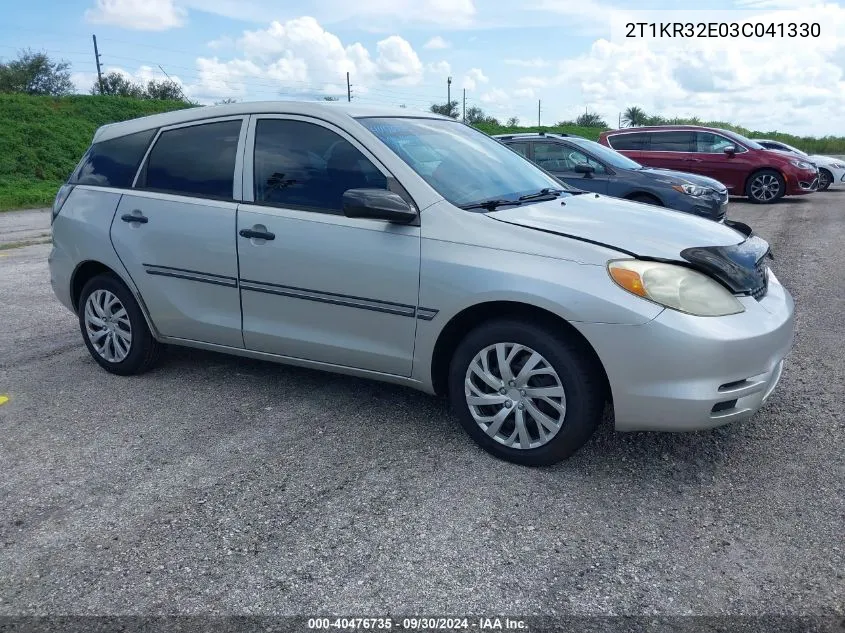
xmin=49 ymin=102 xmax=795 ymax=465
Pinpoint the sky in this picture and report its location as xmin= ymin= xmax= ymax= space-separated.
xmin=1 ymin=0 xmax=843 ymax=136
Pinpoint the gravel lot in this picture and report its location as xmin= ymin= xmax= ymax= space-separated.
xmin=0 ymin=194 xmax=843 ymax=618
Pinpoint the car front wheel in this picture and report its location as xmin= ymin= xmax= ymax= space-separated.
xmin=78 ymin=273 xmax=162 ymax=375
xmin=818 ymin=169 xmax=832 ymax=191
xmin=448 ymin=319 xmax=605 ymax=466
xmin=746 ymin=169 xmax=785 ymax=204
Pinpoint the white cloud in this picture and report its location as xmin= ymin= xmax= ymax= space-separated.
xmin=424 ymin=36 xmax=450 ymax=49
xmin=480 ymin=88 xmax=509 ymax=105
xmin=375 ymin=36 xmax=424 ymax=85
xmin=85 ymin=0 xmax=186 ymax=30
xmin=514 ymin=87 xmax=535 ymax=99
xmin=462 ymin=67 xmax=489 ymax=91
xmin=505 ymin=58 xmax=551 ymax=68
xmin=427 ymin=61 xmax=452 ymax=76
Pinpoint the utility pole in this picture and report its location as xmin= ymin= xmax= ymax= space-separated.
xmin=462 ymin=89 xmax=466 ymax=122
xmin=92 ymin=34 xmax=104 ymax=95
xmin=346 ymin=72 xmax=351 ymax=102
xmin=618 ymin=111 xmax=622 ymax=128
xmin=157 ymin=64 xmax=188 ymax=102
xmin=538 ymin=99 xmax=541 ymax=127
xmin=447 ymin=76 xmax=452 ymax=107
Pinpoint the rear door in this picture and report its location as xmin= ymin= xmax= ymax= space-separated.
xmin=532 ymin=141 xmax=610 ymax=194
xmin=605 ymin=131 xmax=650 ymax=164
xmin=236 ymin=115 xmax=421 ymax=376
xmin=643 ymin=130 xmax=694 ymax=172
xmin=110 ymin=117 xmax=247 ymax=348
xmin=691 ymin=131 xmax=754 ymax=194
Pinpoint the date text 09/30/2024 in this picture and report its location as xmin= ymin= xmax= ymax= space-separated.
xmin=307 ymin=617 xmax=528 ymax=630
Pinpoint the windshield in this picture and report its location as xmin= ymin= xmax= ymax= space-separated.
xmin=719 ymin=129 xmax=764 ymax=150
xmin=565 ymin=137 xmax=643 ymax=170
xmin=358 ymin=117 xmax=567 ymax=208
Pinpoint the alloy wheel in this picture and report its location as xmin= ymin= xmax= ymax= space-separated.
xmin=749 ymin=174 xmax=780 ymax=202
xmin=84 ymin=289 xmax=133 ymax=363
xmin=464 ymin=342 xmax=567 ymax=450
xmin=819 ymin=170 xmax=831 ymax=190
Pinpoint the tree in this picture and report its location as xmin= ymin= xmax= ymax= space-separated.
xmin=506 ymin=116 xmax=519 ymax=127
xmin=94 ymin=71 xmax=144 ymax=98
xmin=430 ymin=100 xmax=459 ymax=119
xmin=215 ymin=97 xmax=239 ymax=105
xmin=576 ymin=112 xmax=608 ymax=128
xmin=323 ymin=96 xmax=339 ymax=101
xmin=622 ymin=106 xmax=647 ymax=127
xmin=0 ymin=49 xmax=73 ymax=96
xmin=464 ymin=105 xmax=486 ymax=124
xmin=145 ymin=79 xmax=184 ymax=101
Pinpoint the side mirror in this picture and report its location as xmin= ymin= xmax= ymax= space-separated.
xmin=574 ymin=163 xmax=596 ymax=177
xmin=723 ymin=145 xmax=736 ymax=155
xmin=342 ymin=189 xmax=417 ymax=224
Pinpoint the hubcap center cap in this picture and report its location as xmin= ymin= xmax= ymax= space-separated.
xmin=507 ymin=388 xmax=522 ymax=402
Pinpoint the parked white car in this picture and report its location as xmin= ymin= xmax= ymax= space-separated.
xmin=754 ymin=139 xmax=845 ymax=191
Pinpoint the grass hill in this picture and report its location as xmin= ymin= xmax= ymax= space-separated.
xmin=1 ymin=93 xmax=844 ymax=211
xmin=0 ymin=94 xmax=192 ymax=210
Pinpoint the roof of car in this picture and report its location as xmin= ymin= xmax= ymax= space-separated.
xmin=93 ymin=101 xmax=450 ymax=143
xmin=602 ymin=125 xmax=732 ymax=135
xmin=493 ymin=132 xmax=574 ymax=140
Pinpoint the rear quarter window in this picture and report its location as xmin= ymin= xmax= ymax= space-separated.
xmin=69 ymin=129 xmax=156 ymax=188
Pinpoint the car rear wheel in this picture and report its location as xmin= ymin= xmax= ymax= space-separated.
xmin=818 ymin=169 xmax=832 ymax=191
xmin=746 ymin=169 xmax=785 ymax=204
xmin=448 ymin=319 xmax=605 ymax=466
xmin=78 ymin=273 xmax=162 ymax=375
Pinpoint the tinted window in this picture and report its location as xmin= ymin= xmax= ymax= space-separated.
xmin=566 ymin=137 xmax=644 ymax=170
xmin=695 ymin=132 xmax=738 ymax=153
xmin=359 ymin=117 xmax=567 ymax=209
xmin=608 ymin=132 xmax=649 ymax=151
xmin=70 ymin=129 xmax=156 ymax=187
xmin=649 ymin=131 xmax=693 ymax=152
xmin=533 ymin=143 xmax=606 ymax=174
xmin=253 ymin=119 xmax=387 ymax=213
xmin=139 ymin=120 xmax=242 ymax=199
xmin=506 ymin=142 xmax=529 ymax=157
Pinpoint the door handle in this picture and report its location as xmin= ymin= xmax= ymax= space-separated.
xmin=239 ymin=228 xmax=275 ymax=241
xmin=121 ymin=212 xmax=148 ymax=224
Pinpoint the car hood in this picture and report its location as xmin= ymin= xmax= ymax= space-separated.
xmin=487 ymin=195 xmax=770 ymax=294
xmin=808 ymin=154 xmax=842 ymax=167
xmin=637 ymin=168 xmax=727 ymax=191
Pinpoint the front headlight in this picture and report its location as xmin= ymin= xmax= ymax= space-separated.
xmin=671 ymin=183 xmax=709 ymax=197
xmin=607 ymin=260 xmax=745 ymax=316
xmin=789 ymin=159 xmax=814 ymax=170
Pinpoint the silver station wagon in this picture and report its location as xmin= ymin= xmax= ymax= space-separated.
xmin=49 ymin=102 xmax=795 ymax=465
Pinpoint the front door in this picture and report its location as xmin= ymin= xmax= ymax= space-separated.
xmin=691 ymin=132 xmax=754 ymax=194
xmin=532 ymin=141 xmax=610 ymax=194
xmin=110 ymin=117 xmax=246 ymax=348
xmin=236 ymin=116 xmax=421 ymax=377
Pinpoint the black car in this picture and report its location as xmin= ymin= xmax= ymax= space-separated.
xmin=495 ymin=133 xmax=729 ymax=221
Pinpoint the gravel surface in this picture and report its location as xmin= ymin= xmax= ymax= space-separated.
xmin=0 ymin=194 xmax=842 ymax=617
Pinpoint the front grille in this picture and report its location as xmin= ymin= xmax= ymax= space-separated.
xmin=751 ymin=260 xmax=769 ymax=301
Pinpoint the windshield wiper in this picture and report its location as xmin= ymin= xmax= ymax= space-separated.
xmin=460 ymin=199 xmax=523 ymax=211
xmin=518 ymin=188 xmax=564 ymax=202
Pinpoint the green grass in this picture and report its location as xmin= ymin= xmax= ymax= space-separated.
xmin=2 ymin=93 xmax=844 ymax=211
xmin=0 ymin=93 xmax=192 ymax=211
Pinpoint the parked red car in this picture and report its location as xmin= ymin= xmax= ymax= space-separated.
xmin=599 ymin=125 xmax=819 ymax=204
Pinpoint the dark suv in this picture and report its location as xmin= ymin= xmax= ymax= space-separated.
xmin=599 ymin=125 xmax=818 ymax=204
xmin=496 ymin=132 xmax=729 ymax=220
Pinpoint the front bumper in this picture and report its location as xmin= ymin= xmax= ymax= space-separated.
xmin=673 ymin=190 xmax=728 ymax=221
xmin=785 ymin=168 xmax=819 ymax=195
xmin=575 ymin=269 xmax=795 ymax=431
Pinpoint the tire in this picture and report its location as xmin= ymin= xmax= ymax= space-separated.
xmin=448 ymin=319 xmax=605 ymax=466
xmin=745 ymin=169 xmax=785 ymax=204
xmin=628 ymin=193 xmax=662 ymax=206
xmin=78 ymin=273 xmax=162 ymax=375
xmin=818 ymin=168 xmax=832 ymax=191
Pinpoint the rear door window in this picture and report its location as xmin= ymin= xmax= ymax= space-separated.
xmin=252 ymin=119 xmax=388 ymax=214
xmin=607 ymin=132 xmax=650 ymax=151
xmin=70 ymin=129 xmax=156 ymax=188
xmin=506 ymin=142 xmax=530 ymax=158
xmin=649 ymin=131 xmax=694 ymax=152
xmin=137 ymin=119 xmax=243 ymax=200
xmin=534 ymin=143 xmax=606 ymax=173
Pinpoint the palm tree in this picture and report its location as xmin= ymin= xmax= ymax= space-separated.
xmin=622 ymin=106 xmax=647 ymax=127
